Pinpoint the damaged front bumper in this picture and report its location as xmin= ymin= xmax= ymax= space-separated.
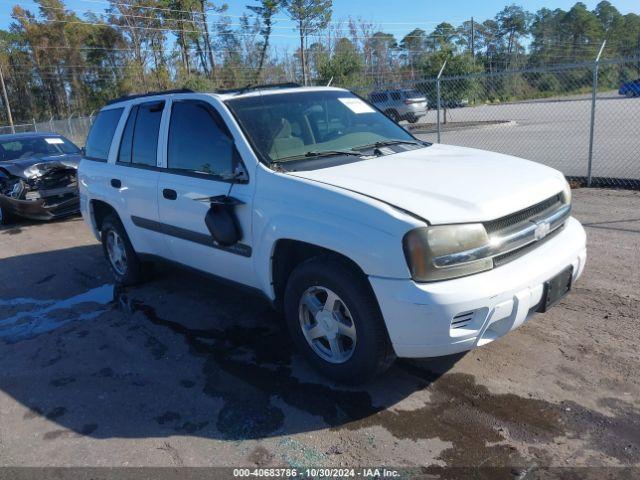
xmin=0 ymin=194 xmax=79 ymax=221
xmin=0 ymin=162 xmax=79 ymax=221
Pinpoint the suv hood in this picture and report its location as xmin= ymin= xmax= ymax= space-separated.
xmin=288 ymin=144 xmax=567 ymax=224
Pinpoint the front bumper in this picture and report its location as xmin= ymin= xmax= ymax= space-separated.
xmin=370 ymin=217 xmax=587 ymax=358
xmin=0 ymin=194 xmax=79 ymax=221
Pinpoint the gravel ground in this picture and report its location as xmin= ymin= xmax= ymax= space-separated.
xmin=0 ymin=188 xmax=638 ymax=477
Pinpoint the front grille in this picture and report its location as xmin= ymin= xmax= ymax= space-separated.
xmin=484 ymin=194 xmax=562 ymax=234
xmin=431 ymin=192 xmax=569 ymax=274
xmin=493 ymin=225 xmax=563 ymax=267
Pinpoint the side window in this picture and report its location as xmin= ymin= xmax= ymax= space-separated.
xmin=131 ymin=101 xmax=164 ymax=167
xmin=117 ymin=105 xmax=138 ymax=164
xmin=85 ymin=108 xmax=123 ymax=160
xmin=167 ymin=101 xmax=234 ymax=177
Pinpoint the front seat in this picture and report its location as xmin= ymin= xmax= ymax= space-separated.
xmin=269 ymin=118 xmax=304 ymax=159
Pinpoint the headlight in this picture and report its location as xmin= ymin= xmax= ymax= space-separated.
xmin=562 ymin=181 xmax=572 ymax=205
xmin=403 ymin=224 xmax=493 ymax=282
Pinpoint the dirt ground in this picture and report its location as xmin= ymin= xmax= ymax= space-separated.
xmin=0 ymin=188 xmax=638 ymax=477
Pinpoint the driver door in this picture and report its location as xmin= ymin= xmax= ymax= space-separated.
xmin=156 ymin=98 xmax=256 ymax=287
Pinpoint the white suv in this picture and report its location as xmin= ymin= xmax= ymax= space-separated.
xmin=79 ymin=85 xmax=586 ymax=383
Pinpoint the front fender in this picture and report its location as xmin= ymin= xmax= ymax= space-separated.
xmin=252 ymin=170 xmax=423 ymax=299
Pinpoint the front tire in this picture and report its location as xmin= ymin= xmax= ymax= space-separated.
xmin=283 ymin=256 xmax=395 ymax=384
xmin=100 ymin=214 xmax=147 ymax=285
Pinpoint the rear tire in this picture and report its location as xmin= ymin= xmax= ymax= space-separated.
xmin=283 ymin=255 xmax=395 ymax=384
xmin=407 ymin=114 xmax=419 ymax=124
xmin=100 ymin=213 xmax=147 ymax=285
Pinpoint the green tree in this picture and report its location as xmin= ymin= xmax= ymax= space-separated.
xmin=432 ymin=22 xmax=458 ymax=51
xmin=247 ymin=0 xmax=281 ymax=83
xmin=400 ymin=28 xmax=427 ymax=78
xmin=529 ymin=8 xmax=564 ymax=65
xmin=479 ymin=19 xmax=501 ymax=72
xmin=368 ymin=31 xmax=397 ymax=81
xmin=316 ymin=37 xmax=362 ymax=86
xmin=283 ymin=0 xmax=332 ymax=85
xmin=496 ymin=4 xmax=531 ymax=68
xmin=419 ymin=52 xmax=482 ymax=121
xmin=560 ymin=2 xmax=603 ymax=61
xmin=594 ymin=1 xmax=620 ymax=32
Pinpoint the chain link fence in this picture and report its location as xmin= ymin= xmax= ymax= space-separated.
xmin=1 ymin=58 xmax=638 ymax=188
xmin=0 ymin=115 xmax=93 ymax=148
xmin=353 ymin=57 xmax=640 ymax=188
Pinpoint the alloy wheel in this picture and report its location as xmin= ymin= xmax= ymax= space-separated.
xmin=298 ymin=286 xmax=357 ymax=364
xmin=105 ymin=229 xmax=127 ymax=276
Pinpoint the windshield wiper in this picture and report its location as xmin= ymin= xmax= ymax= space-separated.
xmin=352 ymin=139 xmax=424 ymax=150
xmin=273 ymin=149 xmax=364 ymax=163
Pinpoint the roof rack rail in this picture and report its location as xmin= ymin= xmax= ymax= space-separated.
xmin=215 ymin=82 xmax=301 ymax=95
xmin=106 ymin=88 xmax=194 ymax=105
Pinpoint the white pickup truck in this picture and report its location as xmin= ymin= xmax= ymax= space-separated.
xmin=79 ymin=85 xmax=587 ymax=383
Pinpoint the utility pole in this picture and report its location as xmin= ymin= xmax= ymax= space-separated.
xmin=471 ymin=17 xmax=475 ymax=59
xmin=0 ymin=63 xmax=15 ymax=134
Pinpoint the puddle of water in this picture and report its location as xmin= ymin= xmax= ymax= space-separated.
xmin=0 ymin=284 xmax=114 ymax=343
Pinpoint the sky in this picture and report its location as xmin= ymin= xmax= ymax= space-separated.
xmin=227 ymin=0 xmax=640 ymax=49
xmin=1 ymin=0 xmax=639 ymax=47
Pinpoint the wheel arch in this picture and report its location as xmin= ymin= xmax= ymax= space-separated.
xmin=270 ymin=238 xmax=372 ymax=312
xmin=90 ymin=199 xmax=121 ymax=234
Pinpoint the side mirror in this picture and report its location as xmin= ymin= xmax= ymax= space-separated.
xmin=80 ymin=147 xmax=86 ymax=156
xmin=203 ymin=196 xmax=244 ymax=246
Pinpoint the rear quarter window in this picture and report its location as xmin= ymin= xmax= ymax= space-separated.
xmin=85 ymin=108 xmax=124 ymax=160
xmin=131 ymin=102 xmax=164 ymax=167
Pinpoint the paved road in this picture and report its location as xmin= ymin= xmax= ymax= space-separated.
xmin=0 ymin=190 xmax=638 ymax=474
xmin=411 ymin=94 xmax=640 ymax=181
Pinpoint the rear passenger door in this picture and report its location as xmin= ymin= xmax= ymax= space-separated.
xmin=110 ymin=100 xmax=168 ymax=257
xmin=157 ymin=98 xmax=256 ymax=286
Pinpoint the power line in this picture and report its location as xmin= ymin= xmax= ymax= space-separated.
xmin=74 ymin=0 xmax=465 ymax=25
xmin=5 ymin=14 xmax=469 ymax=41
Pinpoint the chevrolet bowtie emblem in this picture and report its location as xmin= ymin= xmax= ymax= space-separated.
xmin=533 ymin=220 xmax=551 ymax=240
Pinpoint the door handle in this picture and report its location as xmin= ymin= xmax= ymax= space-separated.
xmin=163 ymin=188 xmax=177 ymax=200
xmin=110 ymin=178 xmax=121 ymax=188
